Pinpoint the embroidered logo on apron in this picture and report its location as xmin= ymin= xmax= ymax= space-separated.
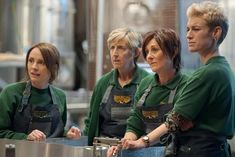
xmin=114 ymin=95 xmax=131 ymax=104
xmin=142 ymin=110 xmax=158 ymax=119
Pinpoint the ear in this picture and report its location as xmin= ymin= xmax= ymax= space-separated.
xmin=212 ymin=26 xmax=222 ymax=41
xmin=134 ymin=48 xmax=141 ymax=58
xmin=134 ymin=48 xmax=141 ymax=60
xmin=172 ymin=51 xmax=177 ymax=61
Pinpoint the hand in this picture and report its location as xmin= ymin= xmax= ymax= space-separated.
xmin=107 ymin=146 xmax=120 ymax=157
xmin=66 ymin=126 xmax=81 ymax=139
xmin=122 ymin=138 xmax=146 ymax=150
xmin=27 ymin=129 xmax=46 ymax=141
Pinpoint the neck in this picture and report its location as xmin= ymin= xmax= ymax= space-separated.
xmin=200 ymin=48 xmax=219 ymax=64
xmin=118 ymin=66 xmax=135 ymax=87
xmin=157 ymin=69 xmax=176 ymax=85
xmin=31 ymin=81 xmax=49 ymax=89
xmin=199 ymin=46 xmax=219 ymax=64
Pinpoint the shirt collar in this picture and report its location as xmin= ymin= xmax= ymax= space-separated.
xmin=152 ymin=72 xmax=182 ymax=90
xmin=109 ymin=66 xmax=140 ymax=85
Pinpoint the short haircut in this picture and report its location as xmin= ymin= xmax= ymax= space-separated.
xmin=107 ymin=27 xmax=142 ymax=62
xmin=187 ymin=1 xmax=228 ymax=46
xmin=142 ymin=28 xmax=182 ymax=72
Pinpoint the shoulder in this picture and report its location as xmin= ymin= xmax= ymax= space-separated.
xmin=141 ymin=74 xmax=154 ymax=82
xmin=135 ymin=75 xmax=154 ymax=100
xmin=136 ymin=66 xmax=150 ymax=77
xmin=191 ymin=63 xmax=225 ymax=84
xmin=49 ymin=85 xmax=66 ymax=97
xmin=1 ymin=82 xmax=26 ymax=95
xmin=179 ymin=72 xmax=190 ymax=84
xmin=138 ymin=74 xmax=155 ymax=89
xmin=95 ymin=70 xmax=114 ymax=87
xmin=91 ymin=70 xmax=114 ymax=97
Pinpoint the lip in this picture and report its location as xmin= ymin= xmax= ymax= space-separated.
xmin=113 ymin=59 xmax=120 ymax=63
xmin=188 ymin=42 xmax=195 ymax=47
xmin=188 ymin=41 xmax=195 ymax=44
xmin=149 ymin=62 xmax=157 ymax=66
xmin=30 ymin=72 xmax=40 ymax=77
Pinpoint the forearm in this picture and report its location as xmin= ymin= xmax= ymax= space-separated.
xmin=146 ymin=111 xmax=193 ymax=145
xmin=0 ymin=130 xmax=27 ymax=140
xmin=124 ymin=132 xmax=138 ymax=140
xmin=146 ymin=123 xmax=168 ymax=145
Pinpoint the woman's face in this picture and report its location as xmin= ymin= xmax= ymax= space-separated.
xmin=145 ymin=38 xmax=173 ymax=74
xmin=109 ymin=39 xmax=135 ymax=71
xmin=27 ymin=48 xmax=51 ymax=89
xmin=186 ymin=17 xmax=214 ymax=53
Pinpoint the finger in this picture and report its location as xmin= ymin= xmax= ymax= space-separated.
xmin=32 ymin=130 xmax=46 ymax=140
xmin=106 ymin=148 xmax=113 ymax=157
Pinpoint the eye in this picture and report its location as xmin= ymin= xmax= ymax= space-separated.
xmin=110 ymin=45 xmax=115 ymax=50
xmin=186 ymin=27 xmax=190 ymax=32
xmin=145 ymin=49 xmax=149 ymax=55
xmin=151 ymin=47 xmax=159 ymax=52
xmin=150 ymin=47 xmax=160 ymax=54
xmin=192 ymin=28 xmax=200 ymax=31
xmin=117 ymin=45 xmax=127 ymax=51
xmin=38 ymin=60 xmax=45 ymax=65
xmin=28 ymin=58 xmax=34 ymax=63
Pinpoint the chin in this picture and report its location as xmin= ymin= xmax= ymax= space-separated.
xmin=188 ymin=48 xmax=198 ymax=52
xmin=113 ymin=65 xmax=121 ymax=69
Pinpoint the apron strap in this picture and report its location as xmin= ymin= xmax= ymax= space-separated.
xmin=136 ymin=80 xmax=179 ymax=107
xmin=18 ymin=82 xmax=56 ymax=112
xmin=136 ymin=82 xmax=153 ymax=107
xmin=167 ymin=87 xmax=178 ymax=104
xmin=49 ymin=85 xmax=58 ymax=105
xmin=168 ymin=75 xmax=184 ymax=104
xmin=101 ymin=85 xmax=114 ymax=104
xmin=18 ymin=81 xmax=31 ymax=112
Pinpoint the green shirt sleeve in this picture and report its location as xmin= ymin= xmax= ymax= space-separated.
xmin=0 ymin=84 xmax=28 ymax=139
xmin=126 ymin=76 xmax=151 ymax=137
xmin=174 ymin=57 xmax=235 ymax=137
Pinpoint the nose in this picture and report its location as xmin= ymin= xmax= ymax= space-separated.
xmin=31 ymin=62 xmax=38 ymax=69
xmin=146 ymin=52 xmax=153 ymax=61
xmin=186 ymin=30 xmax=192 ymax=39
xmin=112 ymin=47 xmax=119 ymax=55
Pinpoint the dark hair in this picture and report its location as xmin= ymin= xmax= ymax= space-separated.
xmin=25 ymin=42 xmax=60 ymax=83
xmin=142 ymin=28 xmax=182 ymax=72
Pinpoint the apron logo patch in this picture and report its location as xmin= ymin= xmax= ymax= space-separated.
xmin=32 ymin=110 xmax=49 ymax=118
xmin=142 ymin=110 xmax=158 ymax=119
xmin=113 ymin=95 xmax=131 ymax=104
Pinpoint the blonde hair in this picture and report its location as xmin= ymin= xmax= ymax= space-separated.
xmin=187 ymin=1 xmax=228 ymax=45
xmin=107 ymin=27 xmax=142 ymax=62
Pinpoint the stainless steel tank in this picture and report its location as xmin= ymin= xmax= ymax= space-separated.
xmin=0 ymin=139 xmax=108 ymax=157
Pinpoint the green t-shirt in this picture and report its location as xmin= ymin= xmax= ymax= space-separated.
xmin=0 ymin=82 xmax=67 ymax=139
xmin=126 ymin=72 xmax=188 ymax=138
xmin=174 ymin=56 xmax=235 ymax=138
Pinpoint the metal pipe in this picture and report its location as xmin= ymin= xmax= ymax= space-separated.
xmin=95 ymin=0 xmax=105 ymax=81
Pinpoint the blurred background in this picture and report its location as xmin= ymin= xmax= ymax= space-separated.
xmin=0 ymin=0 xmax=234 ymax=136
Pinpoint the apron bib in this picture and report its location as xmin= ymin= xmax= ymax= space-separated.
xmin=13 ymin=82 xmax=64 ymax=137
xmin=99 ymin=84 xmax=136 ymax=138
xmin=136 ymin=82 xmax=177 ymax=134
